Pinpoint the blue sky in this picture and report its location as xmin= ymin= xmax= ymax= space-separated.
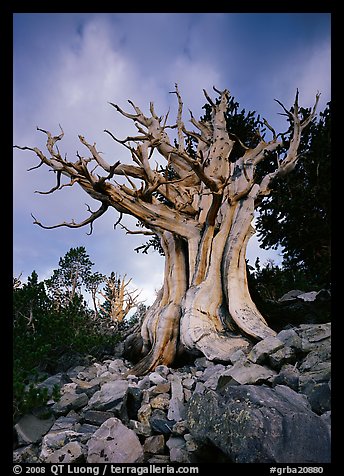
xmin=13 ymin=13 xmax=331 ymax=304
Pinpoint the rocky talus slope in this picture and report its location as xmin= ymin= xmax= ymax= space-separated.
xmin=13 ymin=322 xmax=331 ymax=464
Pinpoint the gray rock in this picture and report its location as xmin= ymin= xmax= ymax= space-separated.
xmin=128 ymin=419 xmax=152 ymax=437
xmin=149 ymin=382 xmax=171 ymax=395
xmin=247 ymin=336 xmax=284 ymax=364
xmin=143 ymin=435 xmax=165 ymax=455
xmin=229 ymin=349 xmax=247 ymax=364
xmin=150 ymin=393 xmax=170 ymax=410
xmin=183 ymin=389 xmax=192 ymax=402
xmin=44 ymin=441 xmax=85 ymax=463
xmin=13 ymin=444 xmax=41 ymax=463
xmin=272 ymin=364 xmax=300 ymax=391
xmin=87 ymin=380 xmax=129 ymax=413
xmin=66 ymin=366 xmax=86 ymax=379
xmin=172 ymin=420 xmax=188 ymax=436
xmin=166 ymin=436 xmax=191 ymax=463
xmin=202 ymin=363 xmax=226 ymax=381
xmin=320 ymin=411 xmax=331 ymax=438
xmin=36 ymin=373 xmax=72 ymax=396
xmin=276 ymin=328 xmax=303 ymax=350
xmin=182 ymin=378 xmax=196 ymax=390
xmin=81 ymin=410 xmax=114 ymax=426
xmin=298 ymin=291 xmax=320 ymax=302
xmin=155 ymin=365 xmax=171 ymax=377
xmin=167 ymin=375 xmax=185 ymax=422
xmin=150 ymin=409 xmax=175 ymax=435
xmin=148 ymin=455 xmax=170 ymax=463
xmin=15 ymin=414 xmax=55 ymax=445
xmin=50 ymin=416 xmax=79 ymax=432
xmin=193 ymin=357 xmax=208 ymax=370
xmin=278 ymin=290 xmax=305 ymax=301
xmin=297 ymin=323 xmax=331 ymax=352
xmin=40 ymin=430 xmax=86 ymax=461
xmin=108 ymin=359 xmax=129 ymax=374
xmin=186 ymin=384 xmax=330 ymax=463
xmin=299 ymin=342 xmax=331 ymax=372
xmin=193 ymin=382 xmax=206 ymax=394
xmin=77 ymin=424 xmax=99 ymax=436
xmin=137 ymin=403 xmax=152 ymax=425
xmin=73 ymin=379 xmax=100 ymax=397
xmin=149 ymin=372 xmax=168 ymax=385
xmin=184 ymin=433 xmax=200 ymax=452
xmin=87 ymin=417 xmax=144 ymax=463
xmin=268 ymin=346 xmax=296 ymax=370
xmin=217 ymin=360 xmax=276 ymax=387
xmin=51 ymin=392 xmax=89 ymax=416
xmin=137 ymin=375 xmax=152 ymax=390
xmin=126 ymin=386 xmax=143 ymax=420
xmin=300 ymin=381 xmax=331 ymax=415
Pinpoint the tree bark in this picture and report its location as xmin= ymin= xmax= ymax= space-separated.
xmin=16 ymin=86 xmax=319 ymax=374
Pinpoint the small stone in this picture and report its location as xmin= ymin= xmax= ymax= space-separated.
xmin=166 ymin=436 xmax=190 ymax=463
xmin=128 ymin=420 xmax=152 ymax=437
xmin=183 ymin=389 xmax=192 ymax=402
xmin=155 ymin=365 xmax=170 ymax=377
xmin=182 ymin=378 xmax=195 ymax=390
xmin=137 ymin=403 xmax=152 ymax=425
xmin=150 ymin=394 xmax=170 ymax=410
xmin=184 ymin=434 xmax=200 ymax=452
xmin=150 ymin=409 xmax=175 ymax=435
xmin=172 ymin=420 xmax=188 ymax=436
xmin=143 ymin=435 xmax=165 ymax=455
xmin=149 ymin=372 xmax=168 ymax=385
xmin=150 ymin=382 xmax=171 ymax=395
xmin=148 ymin=454 xmax=170 ymax=463
xmin=276 ymin=329 xmax=303 ymax=350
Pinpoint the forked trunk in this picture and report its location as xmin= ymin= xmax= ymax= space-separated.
xmin=18 ymin=86 xmax=319 ymax=376
xmin=131 ymin=193 xmax=276 ymax=374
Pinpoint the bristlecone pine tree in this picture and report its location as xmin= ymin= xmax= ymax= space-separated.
xmin=15 ymin=85 xmax=319 ymax=374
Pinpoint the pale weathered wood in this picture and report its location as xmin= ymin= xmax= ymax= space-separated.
xmin=15 ymin=86 xmax=319 ymax=373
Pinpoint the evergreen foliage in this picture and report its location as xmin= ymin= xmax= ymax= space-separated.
xmin=12 ymin=248 xmax=135 ymax=422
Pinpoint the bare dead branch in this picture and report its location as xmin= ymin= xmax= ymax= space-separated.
xmin=35 ymin=170 xmax=62 ymax=194
xmin=31 ymin=202 xmax=109 ymax=235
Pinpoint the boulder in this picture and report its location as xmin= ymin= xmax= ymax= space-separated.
xmin=51 ymin=392 xmax=89 ymax=416
xmin=247 ymin=336 xmax=284 ymax=364
xmin=44 ymin=441 xmax=85 ymax=463
xmin=36 ymin=373 xmax=72 ymax=396
xmin=87 ymin=380 xmax=129 ymax=414
xmin=216 ymin=360 xmax=276 ymax=388
xmin=87 ymin=417 xmax=144 ymax=463
xmin=186 ymin=384 xmax=330 ymax=463
xmin=81 ymin=410 xmax=114 ymax=426
xmin=15 ymin=414 xmax=55 ymax=446
xmin=40 ymin=430 xmax=87 ymax=462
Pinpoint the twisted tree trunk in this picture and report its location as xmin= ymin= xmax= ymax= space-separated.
xmin=15 ymin=85 xmax=319 ymax=375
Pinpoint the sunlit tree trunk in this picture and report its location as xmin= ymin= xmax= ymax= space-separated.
xmin=16 ymin=85 xmax=319 ymax=374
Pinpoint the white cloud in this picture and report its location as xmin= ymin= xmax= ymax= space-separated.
xmin=14 ymin=14 xmax=330 ymax=306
